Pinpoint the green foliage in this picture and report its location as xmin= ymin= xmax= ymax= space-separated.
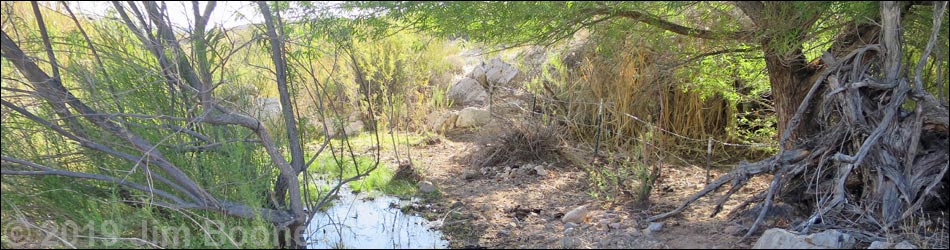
xmin=307 ymin=132 xmax=426 ymax=196
xmin=4 ymin=1 xmax=948 ymax=248
xmin=1 ymin=3 xmax=281 ymax=248
xmin=584 ymin=131 xmax=658 ymax=204
xmin=310 ymin=150 xmax=394 ymax=194
xmin=346 ymin=1 xmax=608 ymax=47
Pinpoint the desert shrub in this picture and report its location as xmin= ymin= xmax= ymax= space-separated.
xmin=471 ymin=121 xmax=560 ymax=168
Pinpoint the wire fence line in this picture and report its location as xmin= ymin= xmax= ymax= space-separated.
xmin=492 ymin=89 xmax=778 ymax=150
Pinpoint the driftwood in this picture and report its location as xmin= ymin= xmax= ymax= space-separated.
xmin=648 ymin=1 xmax=949 ymax=243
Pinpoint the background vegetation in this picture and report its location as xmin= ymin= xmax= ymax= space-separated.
xmin=2 ymin=1 xmax=947 ymax=248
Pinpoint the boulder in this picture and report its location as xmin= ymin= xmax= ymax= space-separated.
xmin=753 ymin=228 xmax=855 ymax=249
xmin=868 ymin=241 xmax=917 ymax=249
xmin=455 ymin=107 xmax=491 ymax=128
xmin=467 ymin=62 xmax=488 ymax=87
xmin=447 ymin=77 xmax=488 ymax=106
xmin=484 ymin=58 xmax=523 ymax=87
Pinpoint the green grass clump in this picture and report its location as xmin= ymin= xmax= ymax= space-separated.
xmin=307 ymin=132 xmax=428 ymax=197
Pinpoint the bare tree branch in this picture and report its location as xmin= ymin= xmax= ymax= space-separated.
xmin=589 ymin=8 xmax=755 ymax=41
xmin=2 ymin=155 xmax=189 ymax=205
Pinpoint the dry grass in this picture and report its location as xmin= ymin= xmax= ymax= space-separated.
xmin=529 ymin=35 xmax=749 ymax=166
xmin=470 ymin=121 xmax=560 ymax=168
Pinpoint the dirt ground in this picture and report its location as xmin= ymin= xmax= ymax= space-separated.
xmin=389 ymin=128 xmax=776 ymax=249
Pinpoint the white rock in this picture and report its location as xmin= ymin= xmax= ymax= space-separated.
xmin=869 ymin=240 xmax=919 ymax=249
xmin=753 ymin=228 xmax=854 ymax=249
xmin=455 ymin=107 xmax=491 ymax=128
xmin=447 ymin=77 xmax=488 ymax=106
xmin=561 ymin=204 xmax=592 ymax=224
xmin=534 ymin=165 xmax=548 ymax=176
xmin=467 ymin=62 xmax=488 ymax=87
xmin=869 ymin=241 xmax=890 ymax=249
xmin=646 ymin=222 xmax=664 ymax=234
xmin=418 ymin=181 xmax=437 ymax=193
xmin=893 ymin=241 xmax=917 ymax=249
xmin=484 ymin=58 xmax=522 ymax=87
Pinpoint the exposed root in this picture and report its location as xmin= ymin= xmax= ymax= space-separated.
xmin=648 ymin=3 xmax=950 ymax=244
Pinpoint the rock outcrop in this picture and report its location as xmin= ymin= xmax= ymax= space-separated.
xmin=447 ymin=77 xmax=488 ymax=106
xmin=455 ymin=107 xmax=492 ymax=128
xmin=753 ymin=228 xmax=855 ymax=249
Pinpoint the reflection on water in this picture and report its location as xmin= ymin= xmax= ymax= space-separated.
xmin=306 ymin=183 xmax=449 ymax=249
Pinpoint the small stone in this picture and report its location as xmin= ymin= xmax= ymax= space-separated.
xmin=609 ymin=223 xmax=623 ymax=229
xmin=893 ymin=241 xmax=918 ymax=249
xmin=509 ymin=222 xmax=517 ymax=228
xmin=868 ymin=241 xmax=890 ymax=249
xmin=561 ymin=204 xmax=593 ymax=224
xmin=518 ymin=167 xmax=532 ymax=176
xmin=418 ymin=180 xmax=437 ymax=193
xmin=533 ymin=234 xmax=546 ymax=241
xmin=534 ymin=165 xmax=548 ymax=176
xmin=724 ymin=225 xmax=745 ymax=236
xmin=564 ymin=222 xmax=578 ymax=229
xmin=560 ymin=237 xmax=577 ymax=249
xmin=647 ymin=222 xmax=664 ymax=233
xmin=868 ymin=240 xmax=917 ymax=249
xmin=497 ymin=230 xmax=510 ymax=237
xmin=462 ymin=169 xmax=479 ymax=180
xmin=451 ymin=201 xmax=464 ymax=209
xmin=599 ymin=238 xmax=610 ymax=247
xmin=564 ymin=227 xmax=575 ymax=234
xmin=753 ymin=228 xmax=855 ymax=249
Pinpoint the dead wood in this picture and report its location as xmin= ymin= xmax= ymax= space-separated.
xmin=648 ymin=2 xmax=949 ymax=244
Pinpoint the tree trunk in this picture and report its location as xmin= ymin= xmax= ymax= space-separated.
xmin=257 ymin=2 xmax=307 ymax=248
xmin=763 ymin=46 xmax=819 ymax=147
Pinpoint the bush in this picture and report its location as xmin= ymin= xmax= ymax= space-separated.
xmin=471 ymin=121 xmax=560 ymax=168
